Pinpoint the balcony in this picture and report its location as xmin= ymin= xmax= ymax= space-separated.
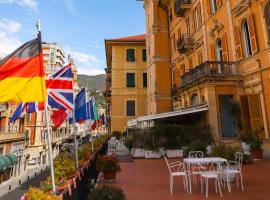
xmin=177 ymin=34 xmax=194 ymax=53
xmin=181 ymin=61 xmax=241 ymax=88
xmin=0 ymin=132 xmax=26 ymax=142
xmin=174 ymin=0 xmax=191 ymax=17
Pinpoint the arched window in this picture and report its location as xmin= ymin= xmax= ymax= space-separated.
xmin=191 ymin=94 xmax=199 ymax=106
xmin=242 ymin=20 xmax=252 ymax=57
xmin=264 ymin=1 xmax=270 ymax=44
xmin=211 ymin=0 xmax=218 ymax=14
xmin=216 ymin=38 xmax=223 ymax=61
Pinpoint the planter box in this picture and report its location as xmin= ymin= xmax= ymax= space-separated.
xmin=241 ymin=142 xmax=251 ymax=155
xmin=145 ymin=150 xmax=161 ymax=159
xmin=251 ymin=149 xmax=263 ymax=160
xmin=166 ymin=149 xmax=183 ymax=158
xmin=131 ymin=148 xmax=145 ymax=158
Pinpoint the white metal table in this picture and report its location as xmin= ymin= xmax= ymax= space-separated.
xmin=183 ymin=157 xmax=227 ymax=194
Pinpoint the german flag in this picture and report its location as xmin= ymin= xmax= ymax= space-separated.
xmin=0 ymin=38 xmax=46 ymax=102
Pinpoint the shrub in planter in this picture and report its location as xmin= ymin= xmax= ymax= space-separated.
xmin=243 ymin=154 xmax=253 ymax=164
xmin=183 ymin=140 xmax=208 ymax=157
xmin=248 ymin=128 xmax=264 ymax=159
xmin=24 ymin=188 xmax=62 ymax=200
xmin=211 ymin=144 xmax=240 ymax=160
xmin=87 ymin=186 xmax=126 ymax=200
xmin=112 ymin=131 xmax=122 ymax=140
xmin=97 ymin=155 xmax=121 ymax=180
xmin=125 ymin=136 xmax=133 ymax=151
xmin=54 ymin=154 xmax=76 ymax=181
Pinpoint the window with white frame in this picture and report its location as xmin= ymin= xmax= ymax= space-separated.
xmin=242 ymin=20 xmax=252 ymax=57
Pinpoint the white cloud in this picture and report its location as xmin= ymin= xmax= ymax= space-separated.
xmin=0 ymin=19 xmax=22 ymax=58
xmin=65 ymin=47 xmax=104 ymax=75
xmin=0 ymin=0 xmax=37 ymax=10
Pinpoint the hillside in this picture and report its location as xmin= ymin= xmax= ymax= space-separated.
xmin=77 ymin=74 xmax=106 ymax=92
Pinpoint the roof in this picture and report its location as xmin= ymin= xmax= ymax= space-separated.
xmin=127 ymin=104 xmax=208 ymax=126
xmin=106 ymin=34 xmax=146 ymax=42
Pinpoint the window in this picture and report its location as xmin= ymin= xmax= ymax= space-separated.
xmin=191 ymin=94 xmax=199 ymax=106
xmin=194 ymin=7 xmax=199 ymax=31
xmin=211 ymin=0 xmax=218 ymax=14
xmin=264 ymin=2 xmax=270 ymax=44
xmin=242 ymin=20 xmax=252 ymax=57
xmin=126 ymin=49 xmax=135 ymax=62
xmin=142 ymin=49 xmax=147 ymax=62
xmin=126 ymin=73 xmax=135 ymax=87
xmin=216 ymin=38 xmax=223 ymax=61
xmin=126 ymin=101 xmax=135 ymax=116
xmin=143 ymin=73 xmax=147 ymax=88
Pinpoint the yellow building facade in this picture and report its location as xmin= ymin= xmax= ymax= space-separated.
xmin=143 ymin=0 xmax=270 ymax=148
xmin=105 ymin=35 xmax=148 ymax=132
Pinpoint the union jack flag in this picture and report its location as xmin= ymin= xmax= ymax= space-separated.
xmin=46 ymin=63 xmax=74 ymax=110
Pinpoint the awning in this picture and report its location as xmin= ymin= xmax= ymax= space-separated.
xmin=6 ymin=153 xmax=18 ymax=165
xmin=0 ymin=155 xmax=12 ymax=170
xmin=127 ymin=104 xmax=208 ymax=126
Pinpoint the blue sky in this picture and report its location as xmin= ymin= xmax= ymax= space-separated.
xmin=0 ymin=0 xmax=145 ymax=75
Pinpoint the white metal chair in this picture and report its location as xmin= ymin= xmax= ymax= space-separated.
xmin=200 ymin=161 xmax=222 ymax=198
xmin=164 ymin=156 xmax=188 ymax=194
xmin=222 ymin=152 xmax=244 ymax=192
xmin=188 ymin=151 xmax=204 ymax=158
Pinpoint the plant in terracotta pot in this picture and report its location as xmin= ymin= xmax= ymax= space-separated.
xmin=96 ymin=155 xmax=121 ymax=180
xmin=248 ymin=128 xmax=264 ymax=159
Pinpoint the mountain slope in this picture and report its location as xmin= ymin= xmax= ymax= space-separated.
xmin=77 ymin=74 xmax=106 ymax=92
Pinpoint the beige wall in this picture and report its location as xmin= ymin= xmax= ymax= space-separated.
xmin=110 ymin=44 xmax=147 ymax=132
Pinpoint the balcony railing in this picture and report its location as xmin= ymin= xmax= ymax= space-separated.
xmin=174 ymin=0 xmax=191 ymax=17
xmin=177 ymin=33 xmax=194 ymax=53
xmin=181 ymin=61 xmax=241 ymax=88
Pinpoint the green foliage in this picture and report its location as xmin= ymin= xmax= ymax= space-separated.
xmin=184 ymin=140 xmax=208 ymax=157
xmin=87 ymin=186 xmax=126 ymax=200
xmin=211 ymin=144 xmax=240 ymax=160
xmin=53 ymin=153 xmax=76 ymax=181
xmin=141 ymin=124 xmax=213 ymax=150
xmin=112 ymin=131 xmax=122 ymax=140
xmin=25 ymin=188 xmax=62 ymax=200
xmin=243 ymin=154 xmax=253 ymax=164
xmin=124 ymin=136 xmax=133 ymax=150
xmin=247 ymin=128 xmax=264 ymax=150
xmin=96 ymin=155 xmax=121 ymax=174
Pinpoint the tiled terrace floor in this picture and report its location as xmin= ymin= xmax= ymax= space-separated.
xmin=100 ymin=159 xmax=270 ymax=200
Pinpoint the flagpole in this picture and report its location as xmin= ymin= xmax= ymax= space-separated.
xmin=36 ymin=19 xmax=56 ymax=193
xmin=69 ymin=55 xmax=79 ymax=169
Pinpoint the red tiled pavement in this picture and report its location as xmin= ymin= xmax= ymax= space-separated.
xmin=99 ymin=159 xmax=270 ymax=200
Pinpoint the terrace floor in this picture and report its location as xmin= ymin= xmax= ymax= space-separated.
xmin=99 ymin=159 xmax=270 ymax=200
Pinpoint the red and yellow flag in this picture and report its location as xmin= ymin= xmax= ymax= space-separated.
xmin=0 ymin=38 xmax=46 ymax=102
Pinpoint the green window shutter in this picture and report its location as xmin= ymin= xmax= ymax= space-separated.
xmin=126 ymin=101 xmax=135 ymax=116
xmin=142 ymin=49 xmax=147 ymax=62
xmin=143 ymin=73 xmax=147 ymax=88
xmin=126 ymin=49 xmax=135 ymax=62
xmin=126 ymin=73 xmax=135 ymax=87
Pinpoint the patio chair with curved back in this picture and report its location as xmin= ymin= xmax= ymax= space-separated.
xmin=188 ymin=151 xmax=204 ymax=158
xmin=199 ymin=161 xmax=223 ymax=198
xmin=222 ymin=152 xmax=244 ymax=192
xmin=164 ymin=156 xmax=188 ymax=194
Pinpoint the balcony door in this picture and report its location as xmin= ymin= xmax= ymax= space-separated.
xmin=219 ymin=95 xmax=237 ymax=138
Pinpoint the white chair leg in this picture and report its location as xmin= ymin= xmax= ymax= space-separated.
xmin=200 ymin=177 xmax=203 ymax=194
xmin=170 ymin=175 xmax=172 ymax=194
xmin=240 ymin=173 xmax=244 ymax=191
xmin=206 ymin=178 xmax=209 ymax=198
xmin=185 ymin=176 xmax=189 ymax=193
xmin=217 ymin=178 xmax=223 ymax=197
xmin=215 ymin=179 xmax=218 ymax=193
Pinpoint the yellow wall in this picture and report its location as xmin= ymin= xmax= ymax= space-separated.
xmin=109 ymin=43 xmax=147 ymax=132
xmin=144 ymin=0 xmax=270 ymax=142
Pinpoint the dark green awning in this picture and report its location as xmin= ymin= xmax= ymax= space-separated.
xmin=6 ymin=154 xmax=18 ymax=165
xmin=0 ymin=155 xmax=11 ymax=170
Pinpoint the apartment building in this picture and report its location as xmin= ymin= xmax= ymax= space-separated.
xmin=136 ymin=0 xmax=270 ymax=152
xmin=105 ymin=35 xmax=148 ymax=132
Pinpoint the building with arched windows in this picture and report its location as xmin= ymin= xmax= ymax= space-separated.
xmin=131 ymin=0 xmax=270 ymax=155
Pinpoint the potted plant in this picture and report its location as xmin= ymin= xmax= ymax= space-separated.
xmin=87 ymin=186 xmax=126 ymax=200
xmin=143 ymin=132 xmax=161 ymax=159
xmin=248 ymin=129 xmax=264 ymax=160
xmin=96 ymin=155 xmax=121 ymax=180
xmin=23 ymin=188 xmax=62 ymax=200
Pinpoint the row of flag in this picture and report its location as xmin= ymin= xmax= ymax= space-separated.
xmin=0 ymin=35 xmax=105 ymax=130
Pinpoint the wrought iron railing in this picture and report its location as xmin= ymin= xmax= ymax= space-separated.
xmin=174 ymin=0 xmax=191 ymax=16
xmin=177 ymin=33 xmax=194 ymax=53
xmin=181 ymin=61 xmax=240 ymax=88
